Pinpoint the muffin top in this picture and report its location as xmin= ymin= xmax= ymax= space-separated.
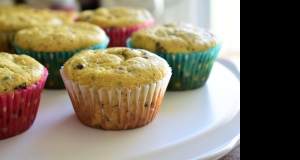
xmin=63 ymin=47 xmax=171 ymax=89
xmin=0 ymin=52 xmax=44 ymax=95
xmin=0 ymin=10 xmax=63 ymax=32
xmin=14 ymin=22 xmax=107 ymax=52
xmin=130 ymin=22 xmax=221 ymax=53
xmin=78 ymin=6 xmax=154 ymax=27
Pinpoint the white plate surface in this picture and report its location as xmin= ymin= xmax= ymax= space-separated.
xmin=0 ymin=62 xmax=240 ymax=160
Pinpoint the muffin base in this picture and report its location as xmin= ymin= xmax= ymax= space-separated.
xmin=60 ymin=68 xmax=172 ymax=130
xmin=0 ymin=68 xmax=48 ymax=140
xmin=13 ymin=37 xmax=110 ymax=89
xmin=127 ymin=38 xmax=222 ymax=91
xmin=103 ymin=19 xmax=154 ymax=47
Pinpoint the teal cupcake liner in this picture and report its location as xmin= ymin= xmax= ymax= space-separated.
xmin=126 ymin=38 xmax=222 ymax=91
xmin=13 ymin=36 xmax=110 ymax=89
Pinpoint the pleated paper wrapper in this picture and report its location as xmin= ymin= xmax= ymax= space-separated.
xmin=0 ymin=68 xmax=48 ymax=140
xmin=60 ymin=68 xmax=171 ymax=130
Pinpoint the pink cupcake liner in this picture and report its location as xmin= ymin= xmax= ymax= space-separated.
xmin=0 ymin=68 xmax=48 ymax=140
xmin=103 ymin=19 xmax=155 ymax=47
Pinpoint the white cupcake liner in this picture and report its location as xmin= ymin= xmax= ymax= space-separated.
xmin=60 ymin=68 xmax=172 ymax=130
xmin=0 ymin=32 xmax=16 ymax=53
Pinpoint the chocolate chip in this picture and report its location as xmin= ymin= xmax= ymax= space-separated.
xmin=2 ymin=76 xmax=12 ymax=81
xmin=155 ymin=42 xmax=167 ymax=53
xmin=85 ymin=15 xmax=92 ymax=20
xmin=14 ymin=83 xmax=27 ymax=91
xmin=105 ymin=116 xmax=110 ymax=122
xmin=75 ymin=64 xmax=84 ymax=70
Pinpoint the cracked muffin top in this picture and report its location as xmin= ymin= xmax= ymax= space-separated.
xmin=129 ymin=22 xmax=221 ymax=53
xmin=14 ymin=22 xmax=107 ymax=52
xmin=63 ymin=47 xmax=171 ymax=89
xmin=78 ymin=6 xmax=154 ymax=28
xmin=0 ymin=52 xmax=44 ymax=95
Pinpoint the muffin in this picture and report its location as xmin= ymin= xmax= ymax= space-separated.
xmin=0 ymin=52 xmax=48 ymax=140
xmin=127 ymin=22 xmax=222 ymax=91
xmin=13 ymin=22 xmax=110 ymax=89
xmin=78 ymin=6 xmax=155 ymax=47
xmin=60 ymin=48 xmax=172 ymax=130
xmin=0 ymin=9 xmax=64 ymax=54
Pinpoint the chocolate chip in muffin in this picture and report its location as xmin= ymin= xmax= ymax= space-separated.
xmin=145 ymin=102 xmax=154 ymax=108
xmin=105 ymin=116 xmax=110 ymax=122
xmin=116 ymin=66 xmax=127 ymax=74
xmin=144 ymin=103 xmax=148 ymax=107
xmin=155 ymin=42 xmax=167 ymax=53
xmin=85 ymin=15 xmax=93 ymax=20
xmin=75 ymin=63 xmax=84 ymax=70
xmin=2 ymin=76 xmax=13 ymax=81
xmin=117 ymin=67 xmax=124 ymax=70
xmin=14 ymin=83 xmax=27 ymax=91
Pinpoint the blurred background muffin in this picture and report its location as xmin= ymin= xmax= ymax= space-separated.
xmin=0 ymin=9 xmax=65 ymax=54
xmin=127 ymin=22 xmax=222 ymax=90
xmin=0 ymin=52 xmax=48 ymax=140
xmin=13 ymin=22 xmax=109 ymax=89
xmin=0 ymin=5 xmax=79 ymax=55
xmin=60 ymin=48 xmax=172 ymax=130
xmin=78 ymin=6 xmax=155 ymax=47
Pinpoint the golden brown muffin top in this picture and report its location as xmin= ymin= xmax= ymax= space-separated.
xmin=0 ymin=52 xmax=44 ymax=95
xmin=14 ymin=22 xmax=107 ymax=52
xmin=78 ymin=6 xmax=154 ymax=28
xmin=130 ymin=22 xmax=221 ymax=53
xmin=0 ymin=10 xmax=63 ymax=32
xmin=63 ymin=47 xmax=171 ymax=89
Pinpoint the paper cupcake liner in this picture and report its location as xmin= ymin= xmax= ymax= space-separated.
xmin=13 ymin=36 xmax=110 ymax=89
xmin=127 ymin=38 xmax=222 ymax=91
xmin=60 ymin=67 xmax=172 ymax=130
xmin=0 ymin=32 xmax=16 ymax=54
xmin=0 ymin=68 xmax=48 ymax=140
xmin=103 ymin=19 xmax=155 ymax=48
